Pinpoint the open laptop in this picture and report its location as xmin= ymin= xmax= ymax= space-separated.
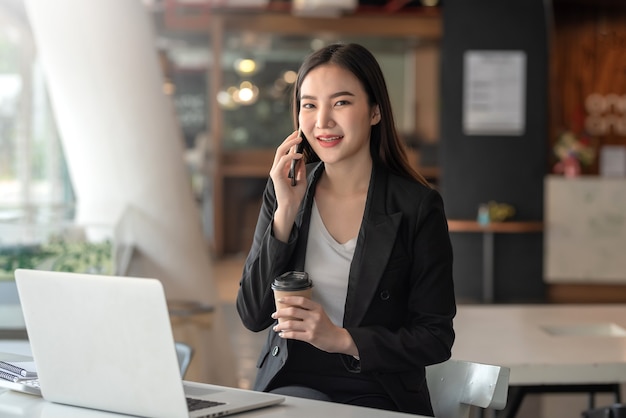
xmin=13 ymin=269 xmax=284 ymax=418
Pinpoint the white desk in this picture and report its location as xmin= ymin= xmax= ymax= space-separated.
xmin=0 ymin=388 xmax=427 ymax=418
xmin=453 ymin=304 xmax=626 ymax=416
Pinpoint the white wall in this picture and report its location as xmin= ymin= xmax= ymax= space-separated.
xmin=23 ymin=0 xmax=235 ymax=385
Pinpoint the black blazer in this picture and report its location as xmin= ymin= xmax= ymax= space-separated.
xmin=236 ymin=161 xmax=456 ymax=415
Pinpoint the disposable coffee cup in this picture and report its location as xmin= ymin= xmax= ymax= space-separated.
xmin=271 ymin=271 xmax=313 ymax=323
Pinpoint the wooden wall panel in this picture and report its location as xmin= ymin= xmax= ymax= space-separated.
xmin=550 ymin=3 xmax=626 ymax=173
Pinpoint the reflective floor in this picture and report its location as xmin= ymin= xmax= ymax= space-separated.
xmin=215 ymin=254 xmax=264 ymax=390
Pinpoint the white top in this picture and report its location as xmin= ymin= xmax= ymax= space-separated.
xmin=305 ymin=201 xmax=356 ymax=326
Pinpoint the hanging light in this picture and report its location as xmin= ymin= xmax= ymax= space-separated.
xmin=234 ymin=58 xmax=258 ymax=76
xmin=282 ymin=70 xmax=297 ymax=84
xmin=234 ymin=81 xmax=259 ymax=105
xmin=216 ymin=87 xmax=239 ymax=110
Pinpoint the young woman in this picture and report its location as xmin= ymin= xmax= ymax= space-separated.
xmin=236 ymin=43 xmax=455 ymax=416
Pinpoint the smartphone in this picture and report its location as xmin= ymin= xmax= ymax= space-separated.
xmin=288 ymin=130 xmax=304 ymax=186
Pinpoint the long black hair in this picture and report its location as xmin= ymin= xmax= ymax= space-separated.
xmin=292 ymin=43 xmax=428 ymax=186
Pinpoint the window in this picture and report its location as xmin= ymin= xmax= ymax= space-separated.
xmin=0 ymin=1 xmax=74 ymax=245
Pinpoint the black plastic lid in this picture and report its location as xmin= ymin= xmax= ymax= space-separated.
xmin=271 ymin=271 xmax=312 ymax=291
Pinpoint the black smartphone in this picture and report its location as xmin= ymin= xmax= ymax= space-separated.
xmin=288 ymin=130 xmax=304 ymax=186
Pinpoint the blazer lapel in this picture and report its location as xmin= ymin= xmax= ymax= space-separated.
xmin=343 ymin=165 xmax=402 ymax=327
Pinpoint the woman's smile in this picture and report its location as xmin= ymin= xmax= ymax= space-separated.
xmin=316 ymin=135 xmax=344 ymax=147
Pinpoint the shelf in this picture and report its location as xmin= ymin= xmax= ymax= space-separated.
xmin=447 ymin=220 xmax=544 ymax=233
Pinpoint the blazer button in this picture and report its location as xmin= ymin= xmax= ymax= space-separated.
xmin=380 ymin=290 xmax=390 ymax=301
xmin=271 ymin=346 xmax=280 ymax=356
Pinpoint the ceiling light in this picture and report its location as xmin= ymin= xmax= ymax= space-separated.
xmin=235 ymin=58 xmax=257 ymax=75
xmin=292 ymin=0 xmax=358 ymax=18
xmin=282 ymin=71 xmax=297 ymax=84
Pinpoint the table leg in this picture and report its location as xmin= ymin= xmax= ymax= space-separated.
xmin=482 ymin=232 xmax=494 ymax=303
xmin=500 ymin=384 xmax=622 ymax=418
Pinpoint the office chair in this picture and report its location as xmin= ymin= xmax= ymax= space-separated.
xmin=426 ymin=359 xmax=510 ymax=418
xmin=174 ymin=341 xmax=194 ymax=378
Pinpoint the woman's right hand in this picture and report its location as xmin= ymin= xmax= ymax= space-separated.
xmin=269 ymin=130 xmax=306 ymax=242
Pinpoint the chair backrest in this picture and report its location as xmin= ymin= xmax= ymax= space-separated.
xmin=174 ymin=341 xmax=194 ymax=378
xmin=426 ymin=359 xmax=510 ymax=418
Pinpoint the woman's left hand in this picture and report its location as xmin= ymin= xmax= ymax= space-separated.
xmin=271 ymin=296 xmax=358 ymax=356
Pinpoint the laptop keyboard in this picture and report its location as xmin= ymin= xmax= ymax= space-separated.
xmin=3 ymin=377 xmax=224 ymax=412
xmin=6 ymin=379 xmax=221 ymax=411
xmin=186 ymin=397 xmax=226 ymax=412
xmin=22 ymin=379 xmax=40 ymax=388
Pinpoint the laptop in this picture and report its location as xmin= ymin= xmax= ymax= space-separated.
xmin=0 ymin=375 xmax=42 ymax=396
xmin=13 ymin=269 xmax=284 ymax=418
